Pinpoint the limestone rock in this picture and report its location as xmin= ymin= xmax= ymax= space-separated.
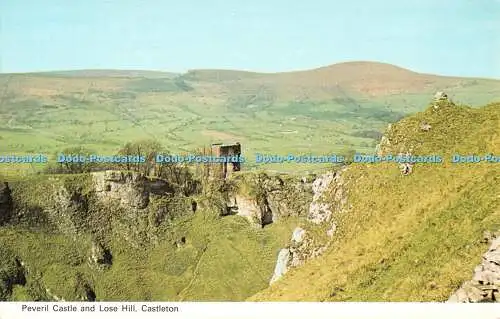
xmin=268 ymin=170 xmax=349 ymax=285
xmin=327 ymin=223 xmax=337 ymax=237
xmin=175 ymin=236 xmax=187 ymax=249
xmin=481 ymin=230 xmax=498 ymax=243
xmin=74 ymin=274 xmax=96 ymax=301
xmin=434 ymin=91 xmax=448 ymax=101
xmin=91 ymin=170 xmax=190 ymax=246
xmin=270 ymin=225 xmax=334 ymax=285
xmin=49 ymin=185 xmax=89 ymax=235
xmin=91 ymin=170 xmax=174 ymax=210
xmin=432 ymin=91 xmax=451 ymax=110
xmin=307 ymin=172 xmax=335 ymax=224
xmin=229 ymin=174 xmax=313 ymax=227
xmin=234 ymin=195 xmax=265 ymax=226
xmin=448 ymin=233 xmax=500 ymax=302
xmin=376 ymin=125 xmax=393 ymax=156
xmin=265 ymin=181 xmax=312 ymax=222
xmin=308 ymin=169 xmax=348 ymax=224
xmin=269 ymin=248 xmax=291 ymax=285
xmin=400 ymin=163 xmax=413 ymax=175
xmin=291 ymin=227 xmax=306 ymax=244
xmin=420 ymin=122 xmax=432 ymax=132
xmin=93 ymin=171 xmax=149 ymax=209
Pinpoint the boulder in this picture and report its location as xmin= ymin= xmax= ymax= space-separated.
xmin=291 ymin=227 xmax=306 ymax=244
xmin=432 ymin=91 xmax=451 ymax=110
xmin=420 ymin=122 xmax=432 ymax=132
xmin=434 ymin=91 xmax=448 ymax=101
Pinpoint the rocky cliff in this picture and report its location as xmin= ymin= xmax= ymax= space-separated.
xmin=5 ymin=170 xmax=196 ymax=247
xmin=91 ymin=170 xmax=175 ymax=209
xmin=269 ymin=167 xmax=350 ymax=284
xmin=1 ymin=168 xmax=321 ymax=301
xmin=225 ymin=173 xmax=314 ymax=227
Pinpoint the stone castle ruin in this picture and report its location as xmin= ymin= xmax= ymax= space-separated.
xmin=210 ymin=142 xmax=242 ymax=179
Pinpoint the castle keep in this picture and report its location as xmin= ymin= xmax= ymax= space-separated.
xmin=210 ymin=142 xmax=241 ymax=179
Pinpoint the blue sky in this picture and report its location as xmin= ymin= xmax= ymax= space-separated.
xmin=1 ymin=0 xmax=499 ymax=77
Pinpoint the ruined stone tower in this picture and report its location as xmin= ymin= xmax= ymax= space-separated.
xmin=210 ymin=142 xmax=242 ymax=179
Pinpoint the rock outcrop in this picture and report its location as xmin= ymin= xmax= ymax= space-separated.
xmin=269 ymin=226 xmax=331 ymax=285
xmin=289 ymin=227 xmax=328 ymax=268
xmin=420 ymin=121 xmax=432 ymax=132
xmin=448 ymin=232 xmax=500 ymax=303
xmin=432 ymin=91 xmax=453 ymax=110
xmin=0 ymin=182 xmax=13 ymax=225
xmin=90 ymin=171 xmax=195 ymax=244
xmin=308 ymin=168 xmax=348 ymax=236
xmin=375 ymin=92 xmax=451 ymax=157
xmin=269 ymin=168 xmax=351 ymax=284
xmin=92 ymin=170 xmax=174 ymax=210
xmin=230 ymin=195 xmax=273 ymax=227
xmin=264 ymin=176 xmax=313 ymax=222
xmin=269 ymin=248 xmax=291 ymax=284
xmin=308 ymin=172 xmax=335 ymax=224
xmin=375 ymin=124 xmax=392 ymax=156
xmin=434 ymin=91 xmax=448 ymax=101
xmin=227 ymin=174 xmax=313 ymax=227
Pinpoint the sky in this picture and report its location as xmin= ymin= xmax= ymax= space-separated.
xmin=1 ymin=0 xmax=499 ymax=78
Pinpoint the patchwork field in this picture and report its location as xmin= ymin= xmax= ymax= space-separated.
xmin=1 ymin=61 xmax=499 ymax=177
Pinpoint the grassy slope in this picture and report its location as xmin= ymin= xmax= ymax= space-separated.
xmin=1 ymin=63 xmax=499 ymax=301
xmin=250 ymin=102 xmax=500 ymax=301
xmin=0 ymin=173 xmax=303 ymax=301
xmin=1 ymin=208 xmax=301 ymax=301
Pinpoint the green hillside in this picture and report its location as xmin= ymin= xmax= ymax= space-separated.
xmin=0 ymin=170 xmax=309 ymax=301
xmin=250 ymin=101 xmax=500 ymax=301
xmin=1 ymin=62 xmax=499 ymax=178
xmin=0 ymin=63 xmax=499 ymax=302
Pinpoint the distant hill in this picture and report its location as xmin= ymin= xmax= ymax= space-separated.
xmin=186 ymin=61 xmax=500 ymax=99
xmin=0 ymin=60 xmax=498 ymax=175
xmin=2 ymin=61 xmax=499 ymax=101
xmin=15 ymin=69 xmax=178 ymax=79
